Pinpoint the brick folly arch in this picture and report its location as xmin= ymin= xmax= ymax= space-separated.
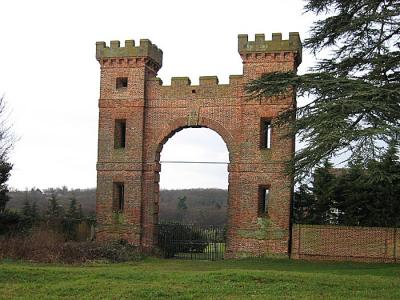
xmin=95 ymin=33 xmax=302 ymax=257
xmin=154 ymin=117 xmax=234 ymax=161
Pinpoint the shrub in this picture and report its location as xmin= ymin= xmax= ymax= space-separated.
xmin=0 ymin=228 xmax=142 ymax=263
xmin=0 ymin=227 xmax=65 ymax=263
xmin=157 ymin=223 xmax=208 ymax=258
xmin=61 ymin=239 xmax=142 ymax=263
xmin=0 ymin=210 xmax=32 ymax=236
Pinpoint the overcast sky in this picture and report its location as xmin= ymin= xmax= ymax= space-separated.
xmin=0 ymin=0 xmax=315 ymax=190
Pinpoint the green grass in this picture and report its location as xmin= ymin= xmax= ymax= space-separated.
xmin=1 ymin=257 xmax=400 ymax=299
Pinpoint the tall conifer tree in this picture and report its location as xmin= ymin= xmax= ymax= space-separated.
xmin=246 ymin=0 xmax=400 ymax=178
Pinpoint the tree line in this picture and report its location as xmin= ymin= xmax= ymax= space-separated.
xmin=1 ymin=191 xmax=95 ymax=239
xmin=159 ymin=189 xmax=227 ymax=226
xmin=3 ymin=188 xmax=228 ymax=229
xmin=294 ymin=142 xmax=400 ymax=227
xmin=6 ymin=187 xmax=96 ymax=215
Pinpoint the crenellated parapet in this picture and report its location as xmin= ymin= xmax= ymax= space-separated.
xmin=171 ymin=77 xmax=191 ymax=86
xmin=238 ymin=33 xmax=302 ymax=64
xmin=147 ymin=75 xmax=243 ymax=87
xmin=96 ymin=39 xmax=163 ymax=70
xmin=145 ymin=75 xmax=244 ymax=102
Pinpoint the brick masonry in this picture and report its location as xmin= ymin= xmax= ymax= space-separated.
xmin=291 ymin=224 xmax=400 ymax=263
xmin=95 ymin=33 xmax=302 ymax=257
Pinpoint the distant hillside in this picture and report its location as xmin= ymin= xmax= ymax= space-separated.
xmin=6 ymin=188 xmax=228 ymax=226
xmin=7 ymin=188 xmax=96 ymax=216
xmin=159 ymin=189 xmax=227 ymax=226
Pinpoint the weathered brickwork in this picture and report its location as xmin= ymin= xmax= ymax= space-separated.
xmin=95 ymin=33 xmax=302 ymax=257
xmin=291 ymin=225 xmax=400 ymax=263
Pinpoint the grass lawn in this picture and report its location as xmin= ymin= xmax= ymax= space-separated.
xmin=1 ymin=257 xmax=399 ymax=299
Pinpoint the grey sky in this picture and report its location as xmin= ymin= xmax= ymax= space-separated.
xmin=0 ymin=0 xmax=314 ymax=190
xmin=160 ymin=128 xmax=229 ymax=189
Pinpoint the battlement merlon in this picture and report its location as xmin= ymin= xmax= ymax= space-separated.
xmin=96 ymin=39 xmax=163 ymax=68
xmin=238 ymin=32 xmax=302 ymax=64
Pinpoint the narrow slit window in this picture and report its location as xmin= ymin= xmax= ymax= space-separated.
xmin=261 ymin=119 xmax=272 ymax=149
xmin=114 ymin=119 xmax=126 ymax=148
xmin=113 ymin=182 xmax=125 ymax=212
xmin=258 ymin=186 xmax=270 ymax=216
xmin=116 ymin=77 xmax=128 ymax=89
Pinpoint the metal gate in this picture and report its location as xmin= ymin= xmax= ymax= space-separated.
xmin=156 ymin=223 xmax=226 ymax=260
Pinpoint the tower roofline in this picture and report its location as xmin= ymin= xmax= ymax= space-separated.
xmin=238 ymin=32 xmax=302 ymax=64
xmin=96 ymin=39 xmax=163 ymax=67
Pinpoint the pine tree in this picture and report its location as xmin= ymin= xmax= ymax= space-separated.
xmin=0 ymin=97 xmax=14 ymax=213
xmin=294 ymin=143 xmax=400 ymax=227
xmin=22 ymin=199 xmax=32 ymax=218
xmin=0 ymin=159 xmax=12 ymax=213
xmin=21 ymin=199 xmax=39 ymax=225
xmin=365 ymin=141 xmax=400 ymax=226
xmin=63 ymin=195 xmax=81 ymax=240
xmin=31 ymin=201 xmax=39 ymax=221
xmin=310 ymin=160 xmax=337 ymax=224
xmin=67 ymin=196 xmax=79 ymax=219
xmin=177 ymin=196 xmax=188 ymax=211
xmin=78 ymin=203 xmax=83 ymax=219
xmin=334 ymin=159 xmax=368 ymax=226
xmin=293 ymin=184 xmax=315 ymax=224
xmin=327 ymin=143 xmax=400 ymax=226
xmin=176 ymin=196 xmax=188 ymax=222
xmin=246 ymin=0 xmax=400 ymax=178
xmin=46 ymin=193 xmax=63 ymax=219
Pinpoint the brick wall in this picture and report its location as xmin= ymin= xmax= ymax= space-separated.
xmin=95 ymin=34 xmax=302 ymax=257
xmin=291 ymin=224 xmax=400 ymax=263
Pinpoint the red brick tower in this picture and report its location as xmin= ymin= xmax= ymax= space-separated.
xmin=95 ymin=33 xmax=302 ymax=257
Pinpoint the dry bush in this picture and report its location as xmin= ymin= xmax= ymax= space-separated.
xmin=0 ymin=227 xmax=65 ymax=263
xmin=60 ymin=240 xmax=142 ymax=263
xmin=0 ymin=227 xmax=142 ymax=263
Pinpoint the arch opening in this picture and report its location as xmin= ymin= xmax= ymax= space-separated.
xmin=154 ymin=127 xmax=230 ymax=260
xmin=157 ymin=127 xmax=229 ymax=226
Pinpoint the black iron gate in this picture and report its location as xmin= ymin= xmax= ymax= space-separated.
xmin=156 ymin=223 xmax=226 ymax=260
